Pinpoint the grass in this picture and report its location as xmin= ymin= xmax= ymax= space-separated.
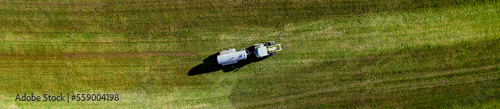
xmin=0 ymin=0 xmax=499 ymax=108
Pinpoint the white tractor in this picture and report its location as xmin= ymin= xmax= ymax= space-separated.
xmin=216 ymin=41 xmax=283 ymax=66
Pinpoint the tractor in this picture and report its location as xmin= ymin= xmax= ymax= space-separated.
xmin=216 ymin=41 xmax=283 ymax=66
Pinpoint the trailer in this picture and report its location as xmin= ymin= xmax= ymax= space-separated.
xmin=217 ymin=41 xmax=283 ymax=66
xmin=216 ymin=48 xmax=248 ymax=66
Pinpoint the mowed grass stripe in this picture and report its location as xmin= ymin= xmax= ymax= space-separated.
xmin=0 ymin=52 xmax=196 ymax=59
xmin=1 ymin=0 xmax=490 ymax=35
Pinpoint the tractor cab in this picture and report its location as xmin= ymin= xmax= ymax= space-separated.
xmin=254 ymin=41 xmax=283 ymax=58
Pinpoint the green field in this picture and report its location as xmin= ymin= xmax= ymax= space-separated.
xmin=0 ymin=0 xmax=499 ymax=108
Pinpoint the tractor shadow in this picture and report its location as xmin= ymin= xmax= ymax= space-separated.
xmin=188 ymin=46 xmax=268 ymax=76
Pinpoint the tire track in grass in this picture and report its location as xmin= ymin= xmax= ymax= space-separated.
xmin=239 ymin=64 xmax=499 ymax=108
xmin=231 ymin=37 xmax=500 ymax=108
xmin=291 ymin=64 xmax=499 ymax=108
xmin=374 ymin=63 xmax=500 ymax=92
